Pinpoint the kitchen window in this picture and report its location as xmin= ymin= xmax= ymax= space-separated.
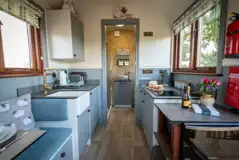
xmin=173 ymin=7 xmax=220 ymax=74
xmin=0 ymin=11 xmax=43 ymax=77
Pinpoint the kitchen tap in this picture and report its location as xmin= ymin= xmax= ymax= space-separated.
xmin=159 ymin=69 xmax=167 ymax=85
xmin=43 ymin=68 xmax=57 ymax=96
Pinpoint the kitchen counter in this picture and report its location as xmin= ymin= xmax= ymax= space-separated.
xmin=140 ymin=85 xmax=200 ymax=100
xmin=0 ymin=130 xmax=46 ymax=160
xmin=31 ymin=84 xmax=99 ymax=99
xmin=155 ymin=103 xmax=239 ymax=124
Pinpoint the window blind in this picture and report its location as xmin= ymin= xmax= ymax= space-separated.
xmin=0 ymin=0 xmax=43 ymax=28
xmin=173 ymin=0 xmax=220 ymax=34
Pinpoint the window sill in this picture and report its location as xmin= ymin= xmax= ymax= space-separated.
xmin=173 ymin=71 xmax=223 ymax=76
xmin=0 ymin=73 xmax=43 ymax=78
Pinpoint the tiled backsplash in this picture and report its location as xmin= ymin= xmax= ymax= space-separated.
xmin=139 ymin=68 xmax=172 ymax=85
xmin=173 ymin=67 xmax=230 ymax=105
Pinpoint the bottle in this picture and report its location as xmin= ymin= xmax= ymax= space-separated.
xmin=182 ymin=86 xmax=191 ymax=109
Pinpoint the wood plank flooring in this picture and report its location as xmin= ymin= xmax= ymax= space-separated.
xmin=81 ymin=108 xmax=150 ymax=160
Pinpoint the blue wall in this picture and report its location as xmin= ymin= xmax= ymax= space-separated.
xmin=0 ymin=75 xmax=53 ymax=101
xmin=173 ymin=67 xmax=229 ymax=105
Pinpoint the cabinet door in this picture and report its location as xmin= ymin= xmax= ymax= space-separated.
xmin=71 ymin=12 xmax=85 ymax=61
xmin=145 ymin=94 xmax=154 ymax=150
xmin=90 ymin=87 xmax=99 ymax=134
xmin=114 ymin=82 xmax=133 ymax=105
xmin=77 ymin=107 xmax=90 ymax=154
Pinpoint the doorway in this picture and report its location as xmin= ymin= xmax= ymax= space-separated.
xmin=101 ymin=19 xmax=140 ymax=121
xmin=106 ymin=25 xmax=136 ymax=110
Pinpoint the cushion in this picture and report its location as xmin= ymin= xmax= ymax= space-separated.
xmin=0 ymin=94 xmax=37 ymax=130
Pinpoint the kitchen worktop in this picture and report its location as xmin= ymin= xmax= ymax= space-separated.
xmin=141 ymin=85 xmax=200 ymax=100
xmin=0 ymin=130 xmax=46 ymax=160
xmin=155 ymin=103 xmax=239 ymax=124
xmin=31 ymin=84 xmax=99 ymax=99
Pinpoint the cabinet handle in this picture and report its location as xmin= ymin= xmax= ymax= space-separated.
xmin=61 ymin=152 xmax=66 ymax=158
xmin=140 ymin=90 xmax=143 ymax=93
xmin=90 ymin=92 xmax=92 ymax=95
xmin=88 ymin=109 xmax=91 ymax=112
xmin=142 ymin=100 xmax=145 ymax=103
xmin=144 ymin=93 xmax=146 ymax=95
xmin=73 ymin=54 xmax=76 ymax=57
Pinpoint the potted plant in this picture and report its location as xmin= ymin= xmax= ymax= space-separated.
xmin=199 ymin=78 xmax=222 ymax=106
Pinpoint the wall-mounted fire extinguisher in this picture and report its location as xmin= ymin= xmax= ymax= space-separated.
xmin=225 ymin=12 xmax=239 ymax=58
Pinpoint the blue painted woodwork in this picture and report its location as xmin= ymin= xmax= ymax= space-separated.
xmin=32 ymin=99 xmax=68 ymax=121
xmin=15 ymin=128 xmax=72 ymax=160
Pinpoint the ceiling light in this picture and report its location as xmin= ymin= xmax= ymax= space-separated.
xmin=116 ymin=24 xmax=124 ymax=27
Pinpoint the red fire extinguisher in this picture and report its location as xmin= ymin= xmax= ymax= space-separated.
xmin=225 ymin=12 xmax=239 ymax=58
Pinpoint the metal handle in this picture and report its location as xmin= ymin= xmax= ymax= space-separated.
xmin=90 ymin=92 xmax=92 ymax=95
xmin=144 ymin=93 xmax=146 ymax=95
xmin=140 ymin=90 xmax=143 ymax=93
xmin=61 ymin=152 xmax=66 ymax=158
xmin=142 ymin=100 xmax=145 ymax=103
xmin=88 ymin=109 xmax=91 ymax=112
xmin=73 ymin=54 xmax=76 ymax=57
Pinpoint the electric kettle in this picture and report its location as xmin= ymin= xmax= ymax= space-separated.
xmin=59 ymin=70 xmax=68 ymax=86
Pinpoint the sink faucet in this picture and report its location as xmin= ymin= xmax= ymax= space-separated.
xmin=43 ymin=68 xmax=57 ymax=96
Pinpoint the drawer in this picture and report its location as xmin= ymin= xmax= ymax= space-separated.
xmin=52 ymin=136 xmax=73 ymax=160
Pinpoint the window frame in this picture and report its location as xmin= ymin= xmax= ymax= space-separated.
xmin=0 ymin=20 xmax=43 ymax=78
xmin=173 ymin=8 xmax=218 ymax=75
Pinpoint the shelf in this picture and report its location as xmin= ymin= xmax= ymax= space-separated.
xmin=222 ymin=58 xmax=239 ymax=66
xmin=154 ymin=132 xmax=172 ymax=160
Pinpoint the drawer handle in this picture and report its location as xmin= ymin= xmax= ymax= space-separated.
xmin=61 ymin=152 xmax=66 ymax=158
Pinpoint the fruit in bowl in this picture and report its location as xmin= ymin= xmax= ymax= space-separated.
xmin=153 ymin=85 xmax=164 ymax=91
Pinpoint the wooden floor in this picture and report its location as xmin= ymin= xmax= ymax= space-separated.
xmin=81 ymin=108 xmax=150 ymax=160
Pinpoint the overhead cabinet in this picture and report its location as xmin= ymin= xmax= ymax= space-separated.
xmin=46 ymin=10 xmax=85 ymax=61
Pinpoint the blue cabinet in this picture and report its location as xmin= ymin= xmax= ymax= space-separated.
xmin=77 ymin=107 xmax=90 ymax=154
xmin=140 ymin=86 xmax=154 ymax=150
xmin=90 ymin=86 xmax=100 ymax=134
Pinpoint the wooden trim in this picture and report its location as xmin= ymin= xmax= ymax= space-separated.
xmin=0 ymin=26 xmax=4 ymax=72
xmin=192 ymin=20 xmax=199 ymax=70
xmin=170 ymin=123 xmax=182 ymax=160
xmin=173 ymin=71 xmax=220 ymax=76
xmin=0 ymin=22 xmax=43 ymax=77
xmin=0 ymin=73 xmax=42 ymax=78
xmin=189 ymin=24 xmax=194 ymax=69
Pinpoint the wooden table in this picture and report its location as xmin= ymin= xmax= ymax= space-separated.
xmin=154 ymin=103 xmax=239 ymax=160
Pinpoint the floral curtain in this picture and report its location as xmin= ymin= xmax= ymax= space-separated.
xmin=0 ymin=0 xmax=43 ymax=28
xmin=173 ymin=0 xmax=220 ymax=34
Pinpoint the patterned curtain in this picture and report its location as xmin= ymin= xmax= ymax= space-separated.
xmin=0 ymin=0 xmax=43 ymax=28
xmin=173 ymin=0 xmax=220 ymax=34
